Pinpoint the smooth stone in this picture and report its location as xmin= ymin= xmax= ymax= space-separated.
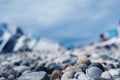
xmin=34 ymin=66 xmax=52 ymax=74
xmin=115 ymin=78 xmax=120 ymax=80
xmin=13 ymin=61 xmax=22 ymax=66
xmin=77 ymin=56 xmax=88 ymax=64
xmin=101 ymin=71 xmax=113 ymax=79
xmin=0 ymin=66 xmax=17 ymax=78
xmin=107 ymin=64 xmax=115 ymax=68
xmin=95 ymin=78 xmax=110 ymax=80
xmin=52 ymin=78 xmax=61 ymax=80
xmin=54 ymin=56 xmax=69 ymax=64
xmin=18 ymin=71 xmax=49 ymax=80
xmin=88 ymin=62 xmax=105 ymax=72
xmin=77 ymin=64 xmax=88 ymax=73
xmin=49 ymin=64 xmax=62 ymax=71
xmin=96 ymin=59 xmax=106 ymax=65
xmin=0 ymin=77 xmax=6 ymax=80
xmin=86 ymin=67 xmax=103 ymax=79
xmin=45 ymin=62 xmax=54 ymax=68
xmin=116 ymin=64 xmax=120 ymax=68
xmin=50 ymin=70 xmax=63 ymax=80
xmin=21 ymin=70 xmax=31 ymax=76
xmin=83 ymin=59 xmax=91 ymax=66
xmin=109 ymin=69 xmax=120 ymax=77
xmin=14 ymin=66 xmax=31 ymax=74
xmin=1 ymin=61 xmax=11 ymax=66
xmin=77 ymin=56 xmax=91 ymax=66
xmin=65 ymin=66 xmax=81 ymax=73
xmin=78 ymin=74 xmax=94 ymax=80
xmin=21 ymin=61 xmax=30 ymax=66
xmin=37 ymin=60 xmax=48 ymax=67
xmin=27 ymin=59 xmax=36 ymax=65
xmin=10 ymin=59 xmax=22 ymax=66
xmin=61 ymin=64 xmax=68 ymax=70
xmin=61 ymin=71 xmax=74 ymax=80
xmin=62 ymin=59 xmax=76 ymax=66
xmin=7 ymin=74 xmax=15 ymax=80
xmin=74 ymin=72 xmax=84 ymax=79
xmin=30 ymin=62 xmax=38 ymax=70
xmin=0 ymin=73 xmax=3 ymax=77
xmin=100 ymin=55 xmax=110 ymax=60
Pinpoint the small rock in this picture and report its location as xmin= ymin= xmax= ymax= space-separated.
xmin=101 ymin=71 xmax=113 ymax=79
xmin=18 ymin=71 xmax=49 ymax=80
xmin=61 ymin=71 xmax=74 ymax=80
xmin=86 ymin=67 xmax=103 ymax=79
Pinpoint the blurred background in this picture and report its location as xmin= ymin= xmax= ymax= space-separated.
xmin=0 ymin=0 xmax=120 ymax=48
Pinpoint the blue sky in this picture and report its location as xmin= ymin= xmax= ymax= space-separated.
xmin=0 ymin=0 xmax=120 ymax=47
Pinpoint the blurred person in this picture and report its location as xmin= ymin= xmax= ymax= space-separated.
xmin=117 ymin=25 xmax=120 ymax=38
xmin=99 ymin=34 xmax=107 ymax=42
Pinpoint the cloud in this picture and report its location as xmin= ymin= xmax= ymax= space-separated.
xmin=0 ymin=0 xmax=76 ymax=26
xmin=0 ymin=0 xmax=97 ymax=26
xmin=0 ymin=0 xmax=120 ymax=46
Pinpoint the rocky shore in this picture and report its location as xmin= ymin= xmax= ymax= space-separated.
xmin=0 ymin=46 xmax=120 ymax=80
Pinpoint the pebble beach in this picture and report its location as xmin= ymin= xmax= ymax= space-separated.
xmin=0 ymin=38 xmax=120 ymax=80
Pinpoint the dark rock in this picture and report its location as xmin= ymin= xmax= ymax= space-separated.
xmin=86 ymin=67 xmax=103 ymax=79
xmin=88 ymin=62 xmax=105 ymax=72
xmin=49 ymin=64 xmax=62 ymax=71
xmin=34 ymin=66 xmax=52 ymax=74
xmin=0 ymin=65 xmax=17 ymax=78
xmin=77 ymin=64 xmax=88 ymax=73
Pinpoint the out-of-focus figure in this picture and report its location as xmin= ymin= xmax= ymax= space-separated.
xmin=100 ymin=34 xmax=107 ymax=42
xmin=117 ymin=22 xmax=120 ymax=38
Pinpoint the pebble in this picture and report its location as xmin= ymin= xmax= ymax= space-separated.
xmin=78 ymin=73 xmax=94 ymax=80
xmin=77 ymin=64 xmax=88 ymax=73
xmin=61 ymin=71 xmax=74 ymax=80
xmin=0 ymin=77 xmax=6 ymax=80
xmin=0 ymin=65 xmax=17 ymax=78
xmin=18 ymin=71 xmax=49 ymax=80
xmin=0 ymin=46 xmax=119 ymax=80
xmin=50 ymin=70 xmax=63 ymax=80
xmin=14 ymin=66 xmax=31 ymax=74
xmin=34 ymin=66 xmax=52 ymax=74
xmin=86 ymin=67 xmax=103 ymax=79
xmin=101 ymin=71 xmax=113 ymax=79
xmin=88 ymin=62 xmax=105 ymax=72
